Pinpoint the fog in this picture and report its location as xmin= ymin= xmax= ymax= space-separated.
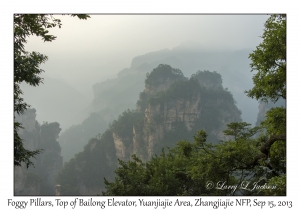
xmin=21 ymin=15 xmax=269 ymax=130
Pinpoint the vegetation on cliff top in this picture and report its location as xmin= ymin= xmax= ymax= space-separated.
xmin=145 ymin=64 xmax=186 ymax=85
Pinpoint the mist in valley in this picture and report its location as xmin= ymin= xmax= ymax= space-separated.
xmin=21 ymin=15 xmax=269 ymax=131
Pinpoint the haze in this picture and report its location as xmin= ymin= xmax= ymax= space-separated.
xmin=21 ymin=14 xmax=269 ymax=130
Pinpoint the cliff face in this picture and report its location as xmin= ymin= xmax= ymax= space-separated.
xmin=113 ymin=132 xmax=131 ymax=160
xmin=255 ymin=99 xmax=286 ymax=126
xmin=142 ymin=96 xmax=201 ymax=157
xmin=14 ymin=109 xmax=63 ymax=195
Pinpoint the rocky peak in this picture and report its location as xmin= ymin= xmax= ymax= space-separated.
xmin=144 ymin=64 xmax=187 ymax=96
xmin=191 ymin=70 xmax=223 ymax=90
xmin=127 ymin=66 xmax=241 ymax=160
xmin=15 ymin=108 xmax=37 ymax=135
xmin=14 ymin=109 xmax=63 ymax=195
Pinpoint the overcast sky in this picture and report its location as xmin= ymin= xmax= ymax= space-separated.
xmin=24 ymin=14 xmax=269 ymax=97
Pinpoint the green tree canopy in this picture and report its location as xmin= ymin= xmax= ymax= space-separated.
xmin=246 ymin=14 xmax=286 ymax=103
xmin=145 ymin=64 xmax=186 ymax=85
xmin=14 ymin=14 xmax=90 ymax=167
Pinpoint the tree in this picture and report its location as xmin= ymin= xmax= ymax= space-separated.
xmin=223 ymin=122 xmax=259 ymax=140
xmin=245 ymin=14 xmax=286 ymax=195
xmin=246 ymin=14 xmax=286 ymax=103
xmin=14 ymin=14 xmax=90 ymax=167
